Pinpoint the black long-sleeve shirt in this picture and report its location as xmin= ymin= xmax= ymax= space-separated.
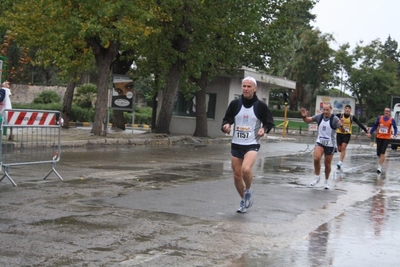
xmin=335 ymin=113 xmax=368 ymax=133
xmin=221 ymin=95 xmax=274 ymax=133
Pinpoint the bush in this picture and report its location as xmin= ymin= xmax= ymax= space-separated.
xmin=74 ymin=83 xmax=97 ymax=109
xmin=271 ymin=109 xmax=302 ymax=118
xmin=367 ymin=117 xmax=377 ymax=127
xmin=123 ymin=106 xmax=152 ymax=125
xmin=32 ymin=90 xmax=61 ymax=104
xmin=70 ymin=105 xmax=95 ymax=122
xmin=13 ymin=102 xmax=151 ymax=125
xmin=13 ymin=102 xmax=62 ymax=111
xmin=358 ymin=116 xmax=368 ymax=123
xmin=12 ymin=103 xmax=94 ymax=123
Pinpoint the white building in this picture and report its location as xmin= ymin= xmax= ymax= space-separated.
xmin=158 ymin=67 xmax=296 ymax=137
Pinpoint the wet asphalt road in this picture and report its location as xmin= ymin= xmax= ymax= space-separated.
xmin=1 ymin=135 xmax=400 ymax=266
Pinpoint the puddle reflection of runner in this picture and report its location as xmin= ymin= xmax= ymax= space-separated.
xmin=308 ymin=223 xmax=333 ymax=267
xmin=371 ymin=192 xmax=386 ymax=236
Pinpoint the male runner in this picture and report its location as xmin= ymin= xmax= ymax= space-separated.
xmin=336 ymin=105 xmax=371 ymax=169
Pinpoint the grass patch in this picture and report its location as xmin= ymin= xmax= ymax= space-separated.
xmin=274 ymin=120 xmax=308 ymax=129
xmin=274 ymin=119 xmax=364 ymax=134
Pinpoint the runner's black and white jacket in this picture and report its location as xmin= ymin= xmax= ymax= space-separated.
xmin=221 ymin=94 xmax=274 ymax=145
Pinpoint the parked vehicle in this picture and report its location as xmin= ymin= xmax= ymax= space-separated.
xmin=390 ymin=103 xmax=400 ymax=150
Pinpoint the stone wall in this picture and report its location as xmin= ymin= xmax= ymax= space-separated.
xmin=9 ymin=84 xmax=147 ymax=107
xmin=9 ymin=84 xmax=67 ymax=104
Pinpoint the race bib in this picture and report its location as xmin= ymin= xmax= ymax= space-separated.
xmin=235 ymin=125 xmax=252 ymax=139
xmin=379 ymin=126 xmax=388 ymax=134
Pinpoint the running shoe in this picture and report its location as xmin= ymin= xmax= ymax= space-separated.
xmin=324 ymin=179 xmax=330 ymax=189
xmin=337 ymin=161 xmax=342 ymax=170
xmin=236 ymin=199 xmax=246 ymax=213
xmin=244 ymin=189 xmax=253 ymax=208
xmin=310 ymin=176 xmax=320 ymax=186
xmin=377 ymin=166 xmax=382 ymax=174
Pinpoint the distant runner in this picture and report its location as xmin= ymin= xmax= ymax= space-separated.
xmin=369 ymin=107 xmax=397 ymax=174
xmin=335 ymin=105 xmax=370 ymax=170
xmin=301 ymin=103 xmax=345 ymax=189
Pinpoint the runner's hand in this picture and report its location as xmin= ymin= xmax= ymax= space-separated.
xmin=222 ymin=123 xmax=231 ymax=133
xmin=257 ymin=127 xmax=265 ymax=138
xmin=1 ymin=81 xmax=10 ymax=88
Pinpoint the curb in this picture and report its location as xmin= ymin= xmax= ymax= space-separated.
xmin=57 ymin=135 xmax=233 ymax=149
xmin=68 ymin=122 xmax=150 ymax=129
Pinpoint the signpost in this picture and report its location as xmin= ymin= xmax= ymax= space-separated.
xmin=108 ymin=74 xmax=135 ymax=133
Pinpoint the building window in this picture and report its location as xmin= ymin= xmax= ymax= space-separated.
xmin=173 ymin=91 xmax=216 ymax=119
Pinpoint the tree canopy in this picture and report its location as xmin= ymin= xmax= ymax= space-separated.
xmin=2 ymin=0 xmax=400 ymax=134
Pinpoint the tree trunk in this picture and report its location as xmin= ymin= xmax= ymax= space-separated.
xmin=193 ymin=72 xmax=209 ymax=137
xmin=151 ymin=93 xmax=158 ymax=131
xmin=87 ymin=39 xmax=120 ymax=136
xmin=92 ymin=62 xmax=111 ymax=136
xmin=154 ymin=61 xmax=182 ymax=134
xmin=61 ymin=72 xmax=77 ymax=128
xmin=111 ymin=109 xmax=126 ymax=130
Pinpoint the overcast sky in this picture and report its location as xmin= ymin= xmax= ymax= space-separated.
xmin=311 ymin=0 xmax=399 ymax=48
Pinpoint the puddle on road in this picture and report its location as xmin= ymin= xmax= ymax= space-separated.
xmin=137 ymin=173 xmax=187 ymax=182
xmin=257 ymin=152 xmax=388 ymax=186
xmin=61 ymin=162 xmax=227 ymax=190
xmin=257 ymin=154 xmax=310 ymax=186
xmin=133 ymin=162 xmax=225 ymax=183
xmin=170 ymin=162 xmax=224 ymax=173
xmin=29 ymin=215 xmax=119 ymax=230
xmin=230 ymin=189 xmax=400 ymax=266
xmin=262 ymin=155 xmax=305 ymax=174
xmin=229 ymin=151 xmax=400 ymax=266
xmin=88 ymin=165 xmax=146 ymax=171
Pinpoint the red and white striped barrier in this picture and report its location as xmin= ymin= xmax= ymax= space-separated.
xmin=7 ymin=111 xmax=56 ymax=126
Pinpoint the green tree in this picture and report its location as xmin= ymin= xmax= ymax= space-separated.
xmin=185 ymin=0 xmax=318 ymax=136
xmin=0 ymin=0 xmax=154 ymax=136
xmin=268 ymin=1 xmax=324 ymax=111
xmin=135 ymin=0 xmax=318 ymax=135
xmin=333 ymin=43 xmax=353 ymax=96
xmin=272 ymin=28 xmax=335 ymax=110
xmin=382 ymin=36 xmax=400 ymax=94
xmin=345 ymin=39 xmax=398 ymax=118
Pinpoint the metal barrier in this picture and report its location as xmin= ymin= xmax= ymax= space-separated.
xmin=300 ymin=124 xmax=318 ymax=153
xmin=0 ymin=109 xmax=63 ymax=186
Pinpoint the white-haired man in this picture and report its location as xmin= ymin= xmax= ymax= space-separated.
xmin=221 ymin=76 xmax=274 ymax=213
xmin=301 ymin=103 xmax=345 ymax=189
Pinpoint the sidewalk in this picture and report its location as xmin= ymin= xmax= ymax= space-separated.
xmin=59 ymin=126 xmax=375 ymax=149
xmin=59 ymin=126 xmax=234 ymax=147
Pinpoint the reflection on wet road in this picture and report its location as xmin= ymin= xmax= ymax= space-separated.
xmin=232 ymin=145 xmax=400 ymax=266
xmin=60 ymin=142 xmax=400 ymax=266
xmin=1 ymin=138 xmax=400 ymax=266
